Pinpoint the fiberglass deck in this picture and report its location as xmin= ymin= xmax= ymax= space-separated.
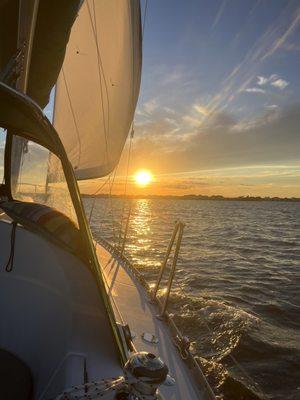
xmin=96 ymin=242 xmax=214 ymax=400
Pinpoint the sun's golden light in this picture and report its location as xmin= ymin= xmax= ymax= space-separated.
xmin=134 ymin=170 xmax=153 ymax=187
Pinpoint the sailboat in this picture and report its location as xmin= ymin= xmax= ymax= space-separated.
xmin=0 ymin=1 xmax=215 ymax=399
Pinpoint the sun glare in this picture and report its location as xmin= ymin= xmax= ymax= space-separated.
xmin=134 ymin=170 xmax=153 ymax=187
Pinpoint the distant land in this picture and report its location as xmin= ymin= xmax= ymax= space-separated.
xmin=82 ymin=193 xmax=300 ymax=202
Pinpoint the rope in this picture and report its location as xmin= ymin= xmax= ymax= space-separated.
xmin=87 ymin=163 xmax=119 ymax=246
xmin=117 ymin=130 xmax=134 ymax=248
xmin=55 ymin=376 xmax=125 ymax=400
xmin=88 ymin=175 xmax=111 ymax=224
xmin=4 ymin=222 xmax=17 ymax=272
xmin=107 ymin=167 xmax=119 ymax=244
xmin=61 ymin=69 xmax=82 ymax=169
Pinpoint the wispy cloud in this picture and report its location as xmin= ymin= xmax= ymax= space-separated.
xmin=201 ymin=6 xmax=298 ymax=114
xmin=256 ymin=74 xmax=289 ymax=90
xmin=133 ymin=104 xmax=300 ymax=174
xmin=137 ymin=98 xmax=159 ymax=117
xmin=243 ymin=87 xmax=266 ymax=94
xmin=257 ymin=76 xmax=269 ymax=86
xmin=257 ymin=74 xmax=278 ymax=85
xmin=182 ymin=115 xmax=201 ymax=128
xmin=163 ymin=106 xmax=176 ymax=115
xmin=162 ymin=69 xmax=182 ymax=85
xmin=262 ymin=7 xmax=300 ymax=59
xmin=212 ymin=0 xmax=227 ymax=29
xmin=143 ymin=98 xmax=159 ymax=114
xmin=282 ymin=42 xmax=300 ymax=51
xmin=265 ymin=104 xmax=278 ymax=110
xmin=193 ymin=104 xmax=210 ymax=116
xmin=271 ymin=78 xmax=289 ymax=90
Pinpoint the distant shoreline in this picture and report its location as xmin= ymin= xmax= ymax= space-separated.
xmin=82 ymin=194 xmax=300 ymax=202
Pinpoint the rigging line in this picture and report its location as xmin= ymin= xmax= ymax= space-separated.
xmin=118 ymin=0 xmax=138 ymax=244
xmin=88 ymin=157 xmax=121 ymax=245
xmin=61 ymin=69 xmax=82 ymax=169
xmin=124 ymin=131 xmax=134 ymax=198
xmin=86 ymin=0 xmax=110 ymax=165
xmin=142 ymin=0 xmax=149 ymax=41
xmin=88 ymin=174 xmax=112 ymax=224
xmin=108 ymin=166 xmax=118 ymax=244
xmin=118 ymin=130 xmax=134 ymax=248
xmin=89 ymin=173 xmax=116 ymax=240
xmin=171 ymin=274 xmax=267 ymax=399
xmin=85 ymin=0 xmax=113 ymax=230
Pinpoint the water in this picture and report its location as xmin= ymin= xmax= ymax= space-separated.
xmin=84 ymin=198 xmax=300 ymax=400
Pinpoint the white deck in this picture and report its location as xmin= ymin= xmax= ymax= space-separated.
xmin=96 ymin=243 xmax=214 ymax=400
xmin=0 ymin=215 xmax=123 ymax=399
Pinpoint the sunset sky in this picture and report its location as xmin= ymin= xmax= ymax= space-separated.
xmin=79 ymin=0 xmax=300 ymax=197
xmin=1 ymin=1 xmax=299 ymax=198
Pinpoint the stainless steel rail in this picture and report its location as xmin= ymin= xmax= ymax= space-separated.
xmin=152 ymin=221 xmax=185 ymax=318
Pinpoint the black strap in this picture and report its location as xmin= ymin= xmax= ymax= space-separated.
xmin=5 ymin=222 xmax=17 ymax=272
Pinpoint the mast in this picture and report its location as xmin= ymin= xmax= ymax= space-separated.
xmin=10 ymin=0 xmax=40 ymax=192
xmin=17 ymin=0 xmax=40 ymax=92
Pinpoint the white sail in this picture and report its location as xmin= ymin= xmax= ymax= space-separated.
xmin=53 ymin=0 xmax=142 ymax=180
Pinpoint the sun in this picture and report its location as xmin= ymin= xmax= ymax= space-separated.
xmin=134 ymin=170 xmax=153 ymax=187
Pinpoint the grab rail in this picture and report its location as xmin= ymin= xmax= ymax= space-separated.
xmin=152 ymin=220 xmax=185 ymax=318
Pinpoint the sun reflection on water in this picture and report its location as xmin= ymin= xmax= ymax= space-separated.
xmin=125 ymin=199 xmax=163 ymax=269
xmin=129 ymin=199 xmax=152 ymax=249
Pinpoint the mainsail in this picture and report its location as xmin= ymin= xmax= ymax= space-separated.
xmin=53 ymin=0 xmax=142 ymax=180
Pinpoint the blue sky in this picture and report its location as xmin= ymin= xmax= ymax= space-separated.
xmin=138 ymin=0 xmax=300 ymax=115
xmin=112 ymin=0 xmax=300 ymax=197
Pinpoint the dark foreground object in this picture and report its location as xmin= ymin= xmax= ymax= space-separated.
xmin=0 ymin=348 xmax=32 ymax=400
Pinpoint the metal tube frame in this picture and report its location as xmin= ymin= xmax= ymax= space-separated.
xmin=152 ymin=221 xmax=185 ymax=318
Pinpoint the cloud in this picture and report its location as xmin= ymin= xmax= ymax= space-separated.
xmin=212 ymin=0 xmax=227 ymax=29
xmin=204 ymin=5 xmax=298 ymax=111
xmin=162 ymin=70 xmax=182 ymax=85
xmin=181 ymin=103 xmax=211 ymax=129
xmin=271 ymin=78 xmax=289 ymax=90
xmin=257 ymin=76 xmax=269 ymax=86
xmin=193 ymin=104 xmax=210 ymax=116
xmin=163 ymin=106 xmax=175 ymax=115
xmin=257 ymin=74 xmax=278 ymax=85
xmin=262 ymin=8 xmax=300 ymax=59
xmin=143 ymin=98 xmax=159 ymax=114
xmin=132 ymin=104 xmax=300 ymax=174
xmin=282 ymin=42 xmax=300 ymax=51
xmin=254 ymin=74 xmax=289 ymax=91
xmin=243 ymin=87 xmax=266 ymax=94
xmin=135 ymin=117 xmax=180 ymax=140
xmin=182 ymin=115 xmax=201 ymax=128
xmin=265 ymin=104 xmax=278 ymax=110
xmin=137 ymin=98 xmax=159 ymax=117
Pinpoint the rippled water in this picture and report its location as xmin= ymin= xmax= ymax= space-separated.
xmin=84 ymin=198 xmax=300 ymax=400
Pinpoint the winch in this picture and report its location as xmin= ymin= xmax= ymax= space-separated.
xmin=55 ymin=352 xmax=170 ymax=400
xmin=118 ymin=351 xmax=169 ymax=399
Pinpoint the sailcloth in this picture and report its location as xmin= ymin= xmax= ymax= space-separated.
xmin=53 ymin=0 xmax=142 ymax=180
